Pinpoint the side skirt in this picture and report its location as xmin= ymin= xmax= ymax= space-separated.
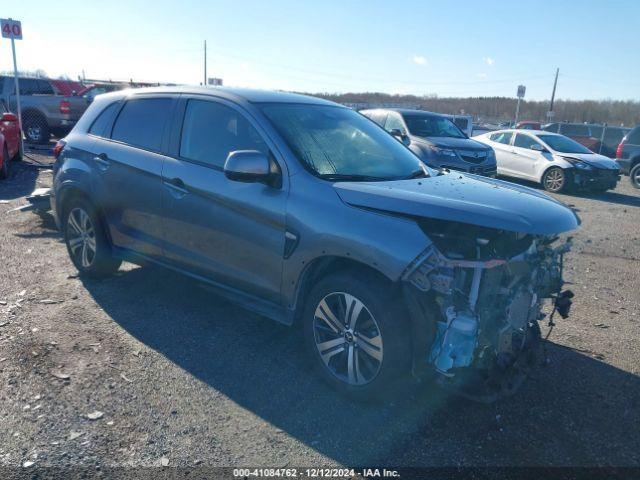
xmin=113 ymin=247 xmax=295 ymax=326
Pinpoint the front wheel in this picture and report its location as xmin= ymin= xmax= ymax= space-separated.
xmin=303 ymin=270 xmax=411 ymax=400
xmin=63 ymin=198 xmax=121 ymax=278
xmin=630 ymin=163 xmax=640 ymax=189
xmin=542 ymin=167 xmax=567 ymax=193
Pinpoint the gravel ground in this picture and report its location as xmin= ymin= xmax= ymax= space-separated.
xmin=0 ymin=151 xmax=639 ymax=471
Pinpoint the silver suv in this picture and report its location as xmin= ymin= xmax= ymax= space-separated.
xmin=52 ymin=87 xmax=579 ymax=400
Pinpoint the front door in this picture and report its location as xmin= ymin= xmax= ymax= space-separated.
xmin=512 ymin=133 xmax=545 ymax=179
xmin=161 ymin=97 xmax=287 ymax=303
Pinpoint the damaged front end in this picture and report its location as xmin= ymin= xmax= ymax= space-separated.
xmin=402 ymin=219 xmax=574 ymax=402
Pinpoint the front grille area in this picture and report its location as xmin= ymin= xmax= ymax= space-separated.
xmin=442 ymin=164 xmax=496 ymax=177
xmin=458 ymin=150 xmax=488 ymax=164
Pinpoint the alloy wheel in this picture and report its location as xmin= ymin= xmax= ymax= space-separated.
xmin=66 ymin=208 xmax=97 ymax=268
xmin=544 ymin=168 xmax=564 ymax=192
xmin=633 ymin=168 xmax=640 ymax=188
xmin=312 ymin=292 xmax=383 ymax=386
xmin=26 ymin=125 xmax=43 ymax=143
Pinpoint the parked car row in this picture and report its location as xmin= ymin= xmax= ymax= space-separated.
xmin=0 ymin=75 xmax=89 ymax=144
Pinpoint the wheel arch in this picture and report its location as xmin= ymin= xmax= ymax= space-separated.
xmin=291 ymin=255 xmax=399 ymax=325
xmin=22 ymin=107 xmax=48 ymax=125
xmin=57 ymin=185 xmax=113 ymax=245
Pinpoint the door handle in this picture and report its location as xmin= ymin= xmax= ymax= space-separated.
xmin=163 ymin=177 xmax=189 ymax=197
xmin=94 ymin=153 xmax=110 ymax=171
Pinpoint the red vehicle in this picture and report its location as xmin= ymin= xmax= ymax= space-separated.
xmin=515 ymin=120 xmax=542 ymax=130
xmin=48 ymin=79 xmax=85 ymax=97
xmin=0 ymin=99 xmax=22 ymax=180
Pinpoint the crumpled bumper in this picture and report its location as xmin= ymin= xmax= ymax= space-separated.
xmin=401 ymin=236 xmax=573 ymax=401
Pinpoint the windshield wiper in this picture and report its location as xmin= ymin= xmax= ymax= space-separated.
xmin=318 ymin=174 xmax=387 ymax=182
xmin=404 ymin=169 xmax=428 ymax=179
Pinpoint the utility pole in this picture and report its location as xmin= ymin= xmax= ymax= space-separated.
xmin=548 ymin=68 xmax=559 ymax=123
xmin=204 ymin=40 xmax=207 ymax=86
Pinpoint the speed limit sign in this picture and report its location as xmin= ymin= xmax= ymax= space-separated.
xmin=1 ymin=19 xmax=22 ymax=39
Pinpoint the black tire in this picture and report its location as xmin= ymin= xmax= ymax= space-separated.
xmin=542 ymin=167 xmax=567 ymax=193
xmin=302 ymin=269 xmax=411 ymax=400
xmin=62 ymin=197 xmax=121 ymax=279
xmin=0 ymin=145 xmax=9 ymax=180
xmin=12 ymin=140 xmax=22 ymax=162
xmin=23 ymin=115 xmax=50 ymax=144
xmin=630 ymin=163 xmax=640 ymax=190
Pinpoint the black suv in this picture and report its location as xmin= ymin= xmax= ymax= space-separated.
xmin=615 ymin=125 xmax=640 ymax=188
xmin=361 ymin=108 xmax=497 ymax=177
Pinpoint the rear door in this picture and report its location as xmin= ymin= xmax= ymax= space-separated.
xmin=487 ymin=131 xmax=514 ymax=175
xmin=161 ymin=96 xmax=288 ymax=303
xmin=90 ymin=95 xmax=176 ymax=258
xmin=511 ymin=133 xmax=546 ymax=179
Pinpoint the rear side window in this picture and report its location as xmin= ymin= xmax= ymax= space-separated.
xmin=489 ymin=131 xmax=513 ymax=145
xmin=560 ymin=124 xmax=589 ymax=136
xmin=514 ymin=133 xmax=540 ymax=149
xmin=179 ymin=99 xmax=268 ymax=168
xmin=111 ymin=98 xmax=172 ymax=152
xmin=36 ymin=80 xmax=55 ymax=95
xmin=627 ymin=127 xmax=640 ymax=145
xmin=88 ymin=102 xmax=119 ymax=138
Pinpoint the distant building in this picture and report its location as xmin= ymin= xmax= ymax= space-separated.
xmin=208 ymin=77 xmax=223 ymax=86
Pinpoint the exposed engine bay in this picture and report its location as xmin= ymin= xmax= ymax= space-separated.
xmin=402 ymin=220 xmax=574 ymax=402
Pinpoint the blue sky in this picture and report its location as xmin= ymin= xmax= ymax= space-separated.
xmin=1 ymin=0 xmax=638 ymax=100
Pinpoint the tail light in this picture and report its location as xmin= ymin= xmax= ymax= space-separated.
xmin=59 ymin=100 xmax=71 ymax=114
xmin=616 ymin=140 xmax=625 ymax=159
xmin=53 ymin=139 xmax=66 ymax=159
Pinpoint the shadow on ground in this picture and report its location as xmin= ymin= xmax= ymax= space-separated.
xmin=80 ymin=265 xmax=640 ymax=466
xmin=0 ymin=161 xmax=40 ymax=200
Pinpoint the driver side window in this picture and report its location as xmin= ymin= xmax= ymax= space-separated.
xmin=514 ymin=133 xmax=542 ymax=150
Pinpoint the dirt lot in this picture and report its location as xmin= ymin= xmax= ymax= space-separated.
xmin=1 ymin=151 xmax=639 ymax=471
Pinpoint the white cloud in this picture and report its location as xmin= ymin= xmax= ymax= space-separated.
xmin=475 ymin=73 xmax=488 ymax=79
xmin=483 ymin=57 xmax=495 ymax=66
xmin=411 ymin=55 xmax=427 ymax=66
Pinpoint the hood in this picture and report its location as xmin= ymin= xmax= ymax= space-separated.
xmin=412 ymin=136 xmax=489 ymax=151
xmin=334 ymin=173 xmax=580 ymax=236
xmin=560 ymin=153 xmax=620 ymax=170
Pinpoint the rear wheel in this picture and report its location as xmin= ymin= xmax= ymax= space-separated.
xmin=542 ymin=167 xmax=566 ymax=193
xmin=630 ymin=163 xmax=640 ymax=189
xmin=63 ymin=198 xmax=121 ymax=278
xmin=23 ymin=115 xmax=50 ymax=144
xmin=0 ymin=145 xmax=9 ymax=180
xmin=303 ymin=270 xmax=411 ymax=400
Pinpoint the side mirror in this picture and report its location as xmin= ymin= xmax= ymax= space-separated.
xmin=1 ymin=112 xmax=18 ymax=123
xmin=224 ymin=150 xmax=276 ymax=186
xmin=530 ymin=144 xmax=545 ymax=152
xmin=390 ymin=128 xmax=410 ymax=145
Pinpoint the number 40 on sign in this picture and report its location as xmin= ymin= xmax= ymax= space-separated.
xmin=1 ymin=19 xmax=22 ymax=40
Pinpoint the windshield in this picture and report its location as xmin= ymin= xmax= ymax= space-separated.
xmin=538 ymin=134 xmax=593 ymax=154
xmin=404 ymin=115 xmax=467 ymax=139
xmin=261 ymin=104 xmax=431 ymax=181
